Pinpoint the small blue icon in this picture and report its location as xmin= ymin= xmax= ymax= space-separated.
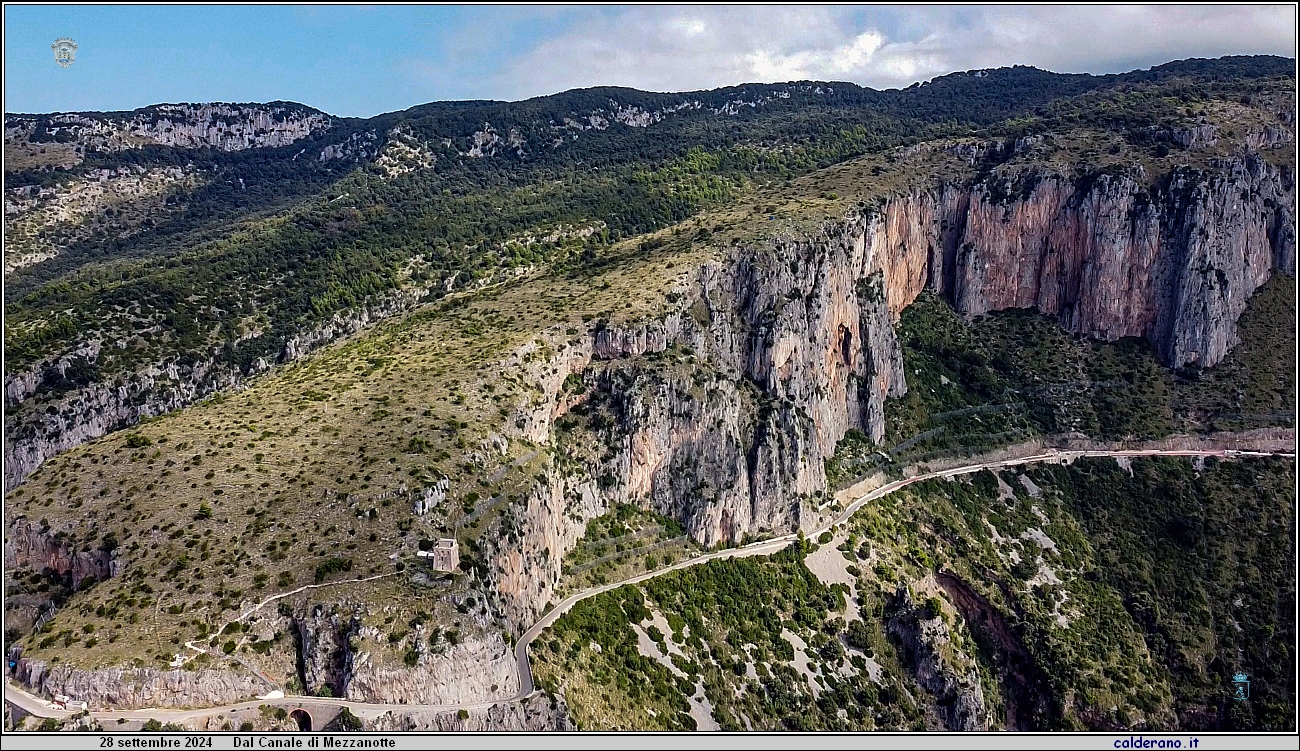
xmin=1232 ymin=672 xmax=1250 ymax=701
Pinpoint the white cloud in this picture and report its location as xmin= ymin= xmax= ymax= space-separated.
xmin=477 ymin=5 xmax=1295 ymax=99
xmin=668 ymin=17 xmax=707 ymax=37
xmin=745 ymin=30 xmax=886 ymax=80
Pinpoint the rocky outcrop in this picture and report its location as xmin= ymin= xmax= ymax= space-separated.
xmin=1244 ymin=125 xmax=1291 ymax=151
xmin=289 ymin=598 xmax=518 ymax=705
xmin=12 ymin=659 xmax=264 ymax=710
xmin=4 ymin=519 xmax=118 ymax=588
xmin=294 ymin=605 xmax=359 ymax=698
xmin=366 ymin=693 xmax=573 ymax=731
xmin=5 ymin=103 xmax=329 ymax=153
xmin=347 ymin=631 xmax=518 ymax=704
xmin=1132 ymin=125 xmax=1220 ymax=150
xmin=1154 ymin=158 xmax=1294 ymax=365
xmin=886 ymin=584 xmax=988 ymax=731
xmin=319 ymin=129 xmax=378 ymax=162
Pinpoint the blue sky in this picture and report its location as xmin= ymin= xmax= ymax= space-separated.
xmin=5 ymin=5 xmax=1295 ymax=117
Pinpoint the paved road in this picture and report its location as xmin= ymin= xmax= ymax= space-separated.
xmin=7 ymin=445 xmax=1293 ymax=725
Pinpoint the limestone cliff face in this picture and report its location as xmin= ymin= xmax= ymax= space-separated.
xmin=294 ymin=606 xmax=360 ymax=699
xmin=489 ymin=218 xmax=916 ymax=623
xmin=3 ymin=519 xmax=119 ymax=588
xmin=490 ymin=155 xmax=1294 ymax=627
xmin=867 ymin=155 xmax=1294 ymax=367
xmin=288 ymin=602 xmax=518 ymax=705
xmin=1156 ymin=158 xmax=1295 ymax=365
xmin=5 ymin=104 xmax=329 ymax=153
xmin=12 ymin=659 xmax=266 ymax=710
xmin=345 ymin=618 xmax=518 ymax=705
xmin=366 ymin=694 xmax=573 ymax=731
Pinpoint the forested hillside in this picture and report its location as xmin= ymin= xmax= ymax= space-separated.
xmin=7 ymin=56 xmax=1292 ymax=378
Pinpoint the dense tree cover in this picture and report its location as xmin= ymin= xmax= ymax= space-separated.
xmin=1032 ymin=457 xmax=1296 ymax=730
xmin=541 ymin=456 xmax=1295 ymax=731
xmin=857 ymin=456 xmax=1295 ymax=730
xmin=536 ymin=540 xmax=932 ymax=731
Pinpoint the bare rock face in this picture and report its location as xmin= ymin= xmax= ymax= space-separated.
xmin=885 ymin=585 xmax=988 ymax=731
xmin=12 ymin=659 xmax=264 ymax=710
xmin=288 ymin=600 xmax=517 ymax=705
xmin=4 ymin=519 xmax=118 ymax=588
xmin=491 ymin=220 xmax=918 ymax=622
xmin=366 ymin=693 xmax=573 ymax=731
xmin=346 ymin=630 xmax=518 ymax=705
xmin=1155 ymin=158 xmax=1293 ymax=365
xmin=294 ymin=605 xmax=359 ymax=698
xmin=5 ymin=104 xmax=329 ymax=153
xmin=868 ymin=155 xmax=1293 ymax=368
xmin=601 ymin=364 xmax=762 ymax=544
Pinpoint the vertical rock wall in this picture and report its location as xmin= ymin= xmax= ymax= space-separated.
xmin=493 ymin=155 xmax=1294 ymax=625
xmin=868 ymin=155 xmax=1294 ymax=367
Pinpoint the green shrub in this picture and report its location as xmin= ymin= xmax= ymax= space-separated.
xmin=333 ymin=707 xmax=363 ymax=731
xmin=314 ymin=557 xmax=353 ymax=583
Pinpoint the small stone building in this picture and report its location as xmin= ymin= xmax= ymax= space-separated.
xmin=417 ymin=538 xmax=459 ymax=572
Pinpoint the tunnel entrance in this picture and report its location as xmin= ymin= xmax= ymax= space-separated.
xmin=289 ymin=709 xmax=312 ymax=732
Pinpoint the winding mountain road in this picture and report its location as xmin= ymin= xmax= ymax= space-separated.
xmin=7 ymin=445 xmax=1293 ymax=726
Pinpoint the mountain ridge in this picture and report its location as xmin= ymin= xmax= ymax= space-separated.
xmin=9 ymin=53 xmax=1293 ymax=122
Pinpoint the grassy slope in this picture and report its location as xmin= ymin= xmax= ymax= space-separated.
xmin=4 ymin=227 xmax=715 ymax=672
